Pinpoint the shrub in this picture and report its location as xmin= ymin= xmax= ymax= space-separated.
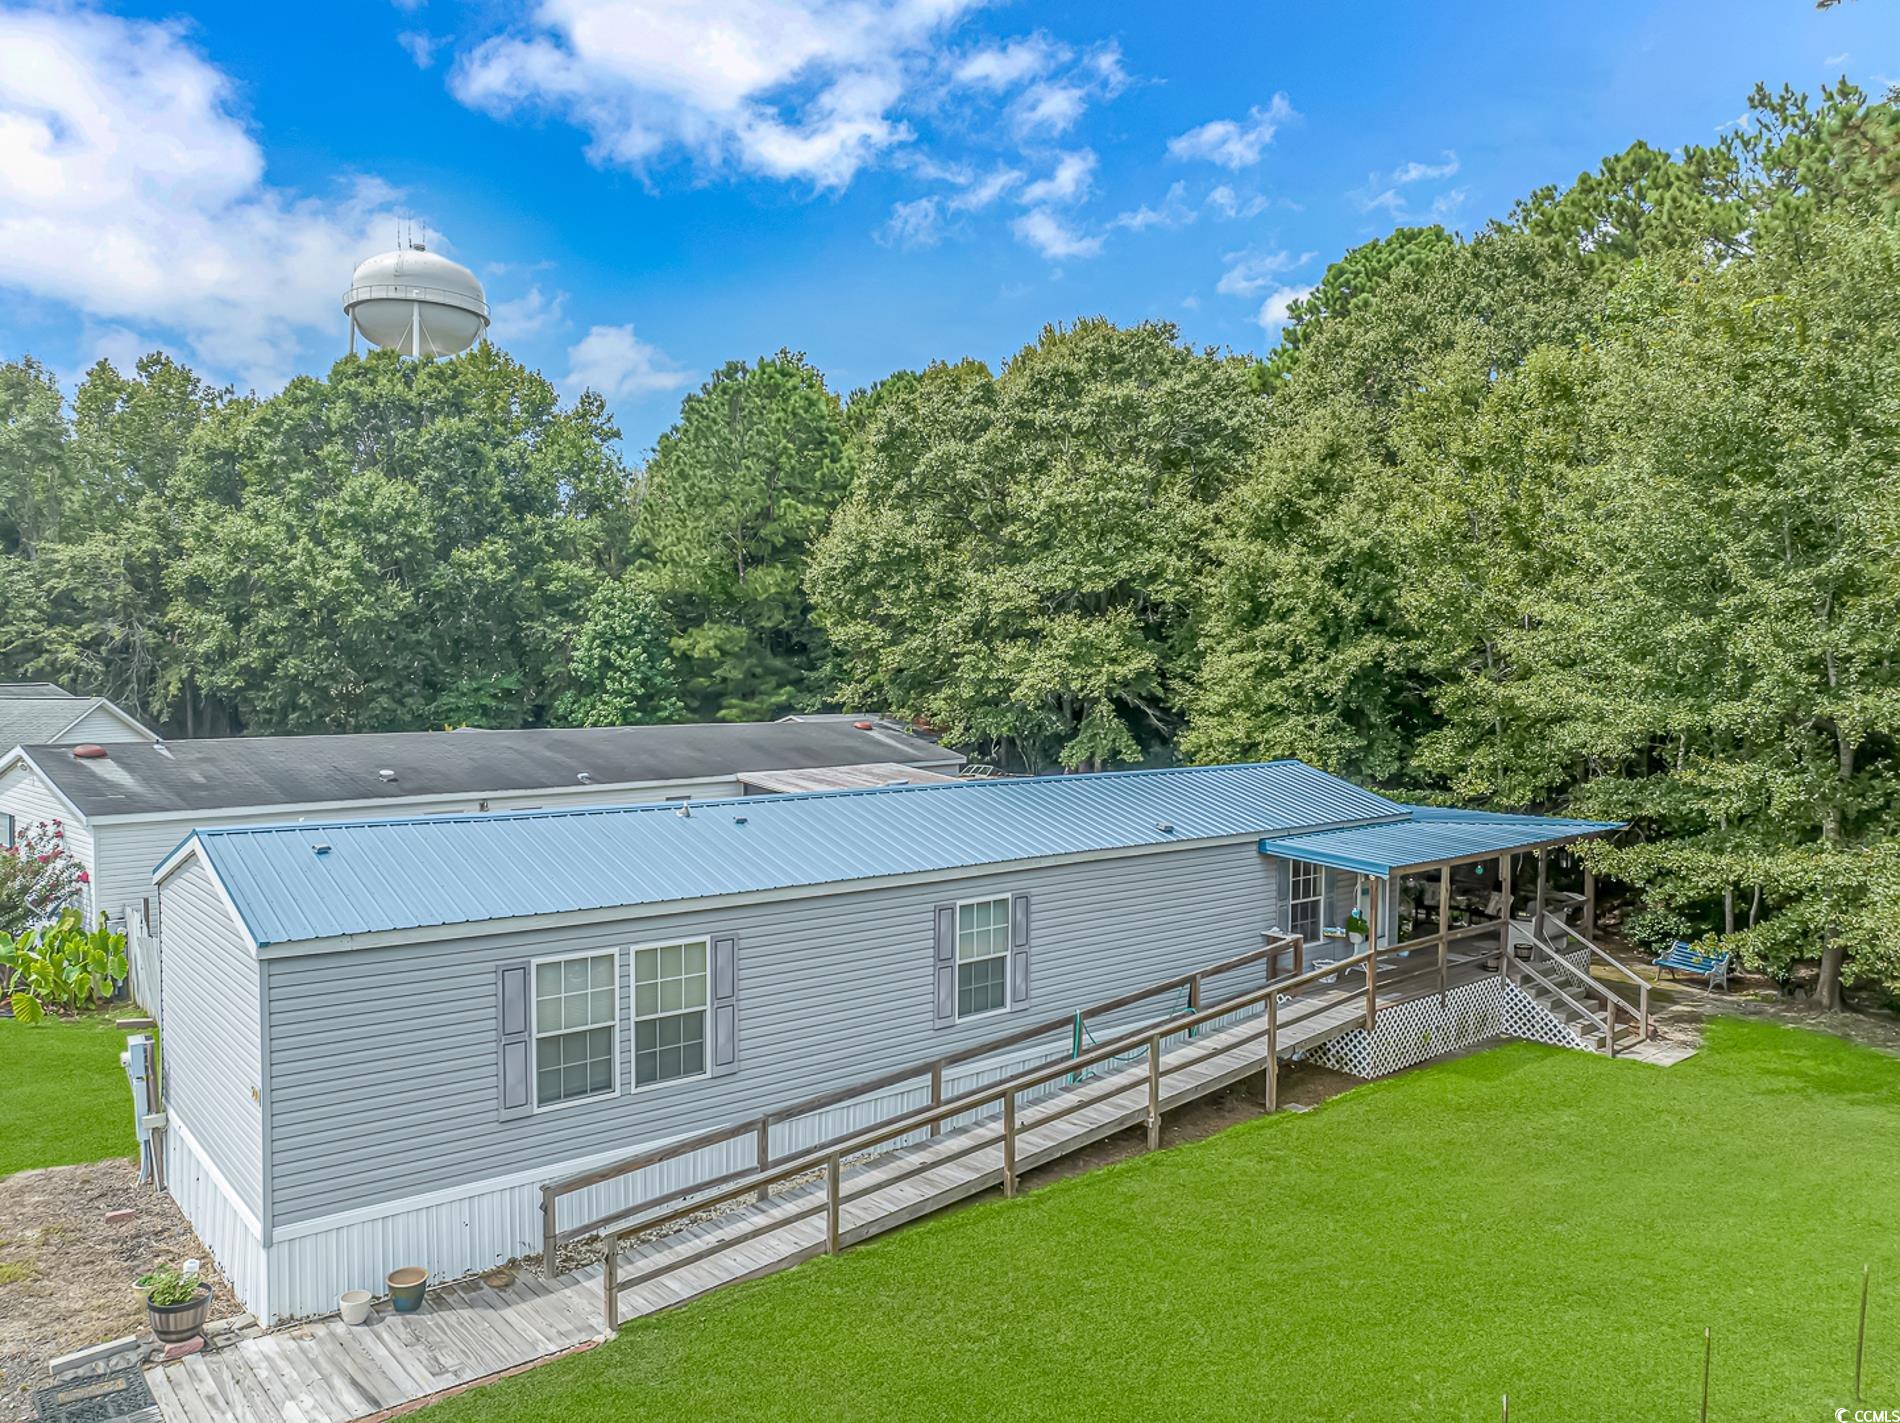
xmin=0 ymin=819 xmax=88 ymax=935
xmin=1624 ymin=904 xmax=1696 ymax=957
xmin=0 ymin=910 xmax=127 ymax=1024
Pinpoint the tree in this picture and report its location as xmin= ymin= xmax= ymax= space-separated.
xmin=554 ymin=577 xmax=684 ymax=727
xmin=812 ymin=322 xmax=1262 ymax=771
xmin=634 ymin=353 xmax=852 ymax=722
xmin=169 ymin=345 xmax=631 ymax=732
xmin=1437 ymin=217 xmax=1900 ymax=1010
xmin=1257 ymin=225 xmax=1457 ymax=384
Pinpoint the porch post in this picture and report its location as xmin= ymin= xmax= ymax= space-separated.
xmin=1438 ymin=862 xmax=1451 ymax=1004
xmin=1583 ymin=866 xmax=1597 ymax=940
xmin=1499 ymin=853 xmax=1514 ymax=973
xmin=1364 ymin=878 xmax=1379 ymax=1030
xmin=1535 ymin=848 xmax=1548 ymax=939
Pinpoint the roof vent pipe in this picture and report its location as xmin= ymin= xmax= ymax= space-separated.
xmin=378 ymin=768 xmax=398 ymax=782
xmin=675 ymin=802 xmax=692 ymax=819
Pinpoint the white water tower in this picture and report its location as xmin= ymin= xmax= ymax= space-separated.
xmin=343 ymin=237 xmax=490 ymax=358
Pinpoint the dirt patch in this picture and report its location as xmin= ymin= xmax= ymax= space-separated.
xmin=0 ymin=1158 xmax=236 ymax=1422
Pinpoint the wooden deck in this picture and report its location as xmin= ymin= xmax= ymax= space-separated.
xmin=143 ymin=1267 xmax=605 ymax=1423
xmin=146 ymin=956 xmax=1478 ymax=1423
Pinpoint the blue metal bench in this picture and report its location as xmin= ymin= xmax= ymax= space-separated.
xmin=1655 ymin=939 xmax=1731 ymax=991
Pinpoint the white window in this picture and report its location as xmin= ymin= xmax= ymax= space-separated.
xmin=956 ymin=897 xmax=1010 ymax=1020
xmin=532 ymin=952 xmax=619 ymax=1109
xmin=633 ymin=940 xmax=709 ymax=1087
xmin=1287 ymin=861 xmax=1323 ymax=946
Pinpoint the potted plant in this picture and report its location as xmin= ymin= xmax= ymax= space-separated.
xmin=1345 ymin=909 xmax=1370 ymax=947
xmin=137 ymin=1263 xmax=212 ymax=1344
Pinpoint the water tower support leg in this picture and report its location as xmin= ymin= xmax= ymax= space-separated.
xmin=411 ymin=301 xmax=422 ymax=359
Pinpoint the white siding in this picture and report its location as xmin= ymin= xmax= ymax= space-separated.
xmin=0 ymin=761 xmax=95 ymax=916
xmin=167 ymin=1114 xmax=268 ymax=1316
xmin=158 ymin=856 xmax=265 ymax=1216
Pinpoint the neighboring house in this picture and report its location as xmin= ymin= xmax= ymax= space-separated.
xmin=148 ymin=760 xmax=1613 ymax=1322
xmin=0 ymin=683 xmax=154 ymax=752
xmin=0 ymin=720 xmax=962 ymax=1006
xmin=0 ymin=683 xmax=156 ymax=853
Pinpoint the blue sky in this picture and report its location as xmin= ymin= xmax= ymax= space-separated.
xmin=1 ymin=1 xmax=1896 ymax=454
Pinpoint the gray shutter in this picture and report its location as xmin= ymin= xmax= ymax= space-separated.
xmin=1270 ymin=856 xmax=1291 ymax=931
xmin=711 ymin=935 xmax=739 ymax=1075
xmin=497 ymin=962 xmax=532 ymax=1120
xmin=1008 ymin=892 xmax=1031 ymax=1010
xmin=933 ymin=903 xmax=957 ymax=1028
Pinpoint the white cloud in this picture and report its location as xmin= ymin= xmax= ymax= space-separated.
xmin=451 ymin=0 xmax=983 ymax=191
xmin=1205 ymin=184 xmax=1266 ymax=220
xmin=564 ymin=323 xmax=692 ymax=399
xmin=1216 ymin=248 xmax=1308 ymax=298
xmin=1010 ymin=80 xmax=1088 ymax=136
xmin=1430 ymin=187 xmax=1468 ymax=218
xmin=1256 ymin=284 xmax=1312 ymax=331
xmin=490 ymin=285 xmax=569 ymax=336
xmin=1391 ymin=150 xmax=1459 ymax=185
xmin=1352 ymin=182 xmax=1407 ymax=215
xmin=1166 ymin=94 xmax=1294 ymax=170
xmin=953 ymin=34 xmax=1064 ymax=90
xmin=947 ymin=165 xmax=1023 ymax=210
xmin=1112 ymin=181 xmax=1194 ymax=232
xmin=1826 ymin=51 xmax=1850 ymax=67
xmin=1011 ymin=208 xmax=1101 ymax=260
xmin=397 ymin=31 xmax=445 ymax=68
xmin=1019 ymin=149 xmax=1096 ymax=205
xmin=877 ymin=196 xmax=943 ymax=247
xmin=0 ymin=8 xmax=407 ymax=389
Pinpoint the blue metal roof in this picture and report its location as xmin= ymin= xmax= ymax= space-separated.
xmin=1261 ymin=804 xmax=1619 ymax=878
xmin=170 ymin=760 xmax=1410 ymax=948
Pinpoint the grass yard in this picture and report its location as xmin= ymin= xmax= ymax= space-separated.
xmin=0 ymin=1011 xmax=138 ymax=1177
xmin=421 ymin=1018 xmax=1900 ymax=1421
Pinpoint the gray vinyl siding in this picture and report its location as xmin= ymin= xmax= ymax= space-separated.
xmin=158 ymin=856 xmax=265 ymax=1216
xmin=263 ymin=839 xmax=1280 ymax=1225
xmin=0 ymin=762 xmax=95 ymax=915
xmin=60 ymin=703 xmax=150 ymax=744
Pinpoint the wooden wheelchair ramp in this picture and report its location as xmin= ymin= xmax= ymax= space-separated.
xmin=596 ymin=941 xmax=1488 ymax=1330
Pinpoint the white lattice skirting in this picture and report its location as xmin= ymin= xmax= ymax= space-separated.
xmin=1306 ymin=975 xmax=1590 ymax=1079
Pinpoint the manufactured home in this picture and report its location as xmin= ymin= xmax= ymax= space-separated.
xmin=0 ymin=682 xmax=153 ymax=761
xmin=0 ymin=719 xmax=959 ymax=1006
xmin=149 ymin=760 xmax=1617 ymax=1324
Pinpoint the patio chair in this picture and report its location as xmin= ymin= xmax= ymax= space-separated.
xmin=1655 ymin=939 xmax=1731 ymax=991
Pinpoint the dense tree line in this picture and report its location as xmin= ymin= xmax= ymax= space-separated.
xmin=4 ymin=82 xmax=1899 ymax=1003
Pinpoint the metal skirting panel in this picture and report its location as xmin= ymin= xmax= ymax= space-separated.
xmin=167 ymin=1120 xmax=267 ymax=1320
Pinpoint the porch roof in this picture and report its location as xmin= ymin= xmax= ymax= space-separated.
xmin=1260 ymin=804 xmax=1619 ymax=878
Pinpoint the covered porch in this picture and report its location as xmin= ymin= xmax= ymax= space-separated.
xmin=1260 ymin=805 xmax=1651 ymax=1053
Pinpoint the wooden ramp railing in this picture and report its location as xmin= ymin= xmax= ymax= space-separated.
xmin=589 ymin=935 xmax=1505 ymax=1328
xmin=541 ymin=934 xmax=1311 ymax=1277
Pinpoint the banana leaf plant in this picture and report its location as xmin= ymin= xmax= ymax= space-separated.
xmin=0 ymin=910 xmax=128 ymax=1025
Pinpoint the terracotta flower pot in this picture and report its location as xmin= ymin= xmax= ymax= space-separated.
xmin=147 ymin=1284 xmax=213 ymax=1344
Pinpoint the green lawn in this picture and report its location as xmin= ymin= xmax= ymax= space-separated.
xmin=0 ymin=1010 xmax=139 ymax=1177
xmin=424 ymin=1018 xmax=1900 ymax=1421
